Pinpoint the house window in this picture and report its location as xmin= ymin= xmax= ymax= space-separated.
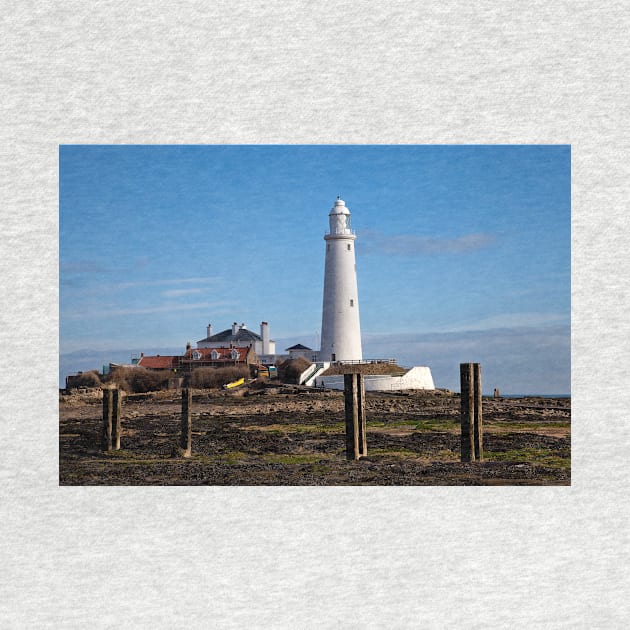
xmin=230 ymin=349 xmax=239 ymax=360
xmin=192 ymin=350 xmax=202 ymax=360
xmin=210 ymin=350 xmax=219 ymax=360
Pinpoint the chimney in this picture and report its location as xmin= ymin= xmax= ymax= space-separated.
xmin=232 ymin=322 xmax=238 ymax=335
xmin=186 ymin=341 xmax=191 ymax=351
xmin=241 ymin=322 xmax=246 ymax=329
xmin=206 ymin=323 xmax=213 ymax=338
xmin=261 ymin=321 xmax=270 ymax=355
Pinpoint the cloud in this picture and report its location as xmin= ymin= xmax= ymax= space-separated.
xmin=61 ymin=256 xmax=153 ymax=276
xmin=362 ymin=323 xmax=570 ymax=395
xmin=63 ymin=275 xmax=221 ymax=295
xmin=61 ymin=260 xmax=112 ymax=274
xmin=160 ymin=288 xmax=205 ymax=298
xmin=359 ymin=229 xmax=495 ymax=256
xmin=63 ymin=301 xmax=231 ymax=319
xmin=114 ymin=276 xmax=219 ymax=289
xmin=437 ymin=312 xmax=569 ymax=333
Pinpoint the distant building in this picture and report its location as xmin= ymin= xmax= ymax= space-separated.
xmin=286 ymin=344 xmax=316 ymax=361
xmin=135 ymin=345 xmax=257 ymax=375
xmin=197 ymin=321 xmax=275 ymax=355
xmin=136 ymin=355 xmax=179 ymax=370
xmin=181 ymin=344 xmax=258 ymax=370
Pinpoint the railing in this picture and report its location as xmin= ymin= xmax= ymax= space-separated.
xmin=299 ymin=363 xmax=321 ymax=385
xmin=330 ymin=359 xmax=397 ymax=366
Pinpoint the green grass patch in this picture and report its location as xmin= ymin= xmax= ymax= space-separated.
xmin=367 ymin=419 xmax=458 ymax=431
xmin=484 ymin=448 xmax=570 ymax=470
xmin=414 ymin=419 xmax=459 ymax=432
xmin=487 ymin=421 xmax=570 ymax=431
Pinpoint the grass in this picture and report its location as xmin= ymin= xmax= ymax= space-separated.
xmin=367 ymin=418 xmax=459 ymax=433
xmin=484 ymin=448 xmax=570 ymax=470
xmin=485 ymin=420 xmax=570 ymax=431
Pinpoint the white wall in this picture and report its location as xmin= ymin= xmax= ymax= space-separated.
xmin=314 ymin=366 xmax=435 ymax=391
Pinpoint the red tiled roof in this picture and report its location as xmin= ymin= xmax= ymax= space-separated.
xmin=137 ymin=355 xmax=179 ymax=369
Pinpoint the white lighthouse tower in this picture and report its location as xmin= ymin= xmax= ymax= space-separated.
xmin=319 ymin=197 xmax=363 ymax=362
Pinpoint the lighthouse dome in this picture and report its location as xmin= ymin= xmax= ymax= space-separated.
xmin=330 ymin=197 xmax=350 ymax=214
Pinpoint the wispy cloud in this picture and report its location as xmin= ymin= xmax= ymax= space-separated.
xmin=360 ymin=229 xmax=495 ymax=256
xmin=439 ymin=312 xmax=569 ymax=333
xmin=61 ymin=256 xmax=152 ymax=275
xmin=61 ymin=260 xmax=112 ymax=274
xmin=63 ymin=275 xmax=221 ymax=295
xmin=114 ymin=277 xmax=219 ymax=289
xmin=63 ymin=301 xmax=231 ymax=319
xmin=160 ymin=288 xmax=205 ymax=298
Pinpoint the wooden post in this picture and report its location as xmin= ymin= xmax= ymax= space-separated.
xmin=460 ymin=363 xmax=475 ymax=462
xmin=180 ymin=387 xmax=192 ymax=457
xmin=111 ymin=387 xmax=122 ymax=450
xmin=344 ymin=374 xmax=360 ymax=460
xmin=461 ymin=363 xmax=483 ymax=462
xmin=357 ymin=373 xmax=367 ymax=457
xmin=101 ymin=387 xmax=113 ymax=451
xmin=473 ymin=363 xmax=483 ymax=461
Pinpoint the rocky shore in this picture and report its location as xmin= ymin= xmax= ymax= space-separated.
xmin=59 ymin=385 xmax=570 ymax=486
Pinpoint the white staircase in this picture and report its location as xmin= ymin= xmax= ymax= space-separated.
xmin=299 ymin=362 xmax=329 ymax=387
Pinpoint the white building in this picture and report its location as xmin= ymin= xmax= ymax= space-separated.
xmin=319 ymin=197 xmax=363 ymax=362
xmin=286 ymin=344 xmax=317 ymax=361
xmin=197 ymin=321 xmax=276 ymax=356
xmin=314 ymin=367 xmax=435 ymax=391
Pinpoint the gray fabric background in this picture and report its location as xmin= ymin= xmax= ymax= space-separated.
xmin=2 ymin=1 xmax=628 ymax=627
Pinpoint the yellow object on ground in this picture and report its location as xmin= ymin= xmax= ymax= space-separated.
xmin=224 ymin=377 xmax=245 ymax=389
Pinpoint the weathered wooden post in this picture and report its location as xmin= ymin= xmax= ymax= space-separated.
xmin=101 ymin=387 xmax=113 ymax=451
xmin=180 ymin=387 xmax=192 ymax=458
xmin=460 ymin=363 xmax=483 ymax=462
xmin=473 ymin=363 xmax=483 ymax=461
xmin=112 ymin=387 xmax=122 ymax=450
xmin=344 ymin=374 xmax=360 ymax=460
xmin=460 ymin=363 xmax=475 ymax=462
xmin=357 ymin=373 xmax=367 ymax=457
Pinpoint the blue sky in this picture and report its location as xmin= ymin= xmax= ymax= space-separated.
xmin=60 ymin=145 xmax=570 ymax=394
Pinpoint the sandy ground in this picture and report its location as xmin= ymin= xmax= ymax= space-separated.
xmin=59 ymin=386 xmax=570 ymax=486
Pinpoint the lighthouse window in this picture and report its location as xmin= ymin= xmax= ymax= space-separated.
xmin=347 ymin=244 xmax=351 ymax=251
xmin=327 ymin=244 xmax=330 ymax=252
xmin=350 ymin=299 xmax=354 ymax=307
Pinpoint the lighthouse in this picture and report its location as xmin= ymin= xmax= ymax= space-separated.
xmin=319 ymin=197 xmax=363 ymax=362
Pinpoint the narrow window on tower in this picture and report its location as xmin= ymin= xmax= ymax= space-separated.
xmin=327 ymin=244 xmax=330 ymax=251
xmin=350 ymin=299 xmax=354 ymax=307
xmin=347 ymin=244 xmax=351 ymax=251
